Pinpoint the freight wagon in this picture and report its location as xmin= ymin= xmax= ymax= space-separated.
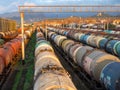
xmin=46 ymin=30 xmax=120 ymax=90
xmin=34 ymin=30 xmax=77 ymax=90
xmin=0 ymin=29 xmax=33 ymax=87
xmin=47 ymin=27 xmax=120 ymax=57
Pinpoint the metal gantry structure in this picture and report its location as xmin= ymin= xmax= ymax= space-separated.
xmin=19 ymin=5 xmax=120 ymax=13
xmin=18 ymin=5 xmax=120 ymax=63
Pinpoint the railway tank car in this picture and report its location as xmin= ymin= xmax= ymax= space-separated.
xmin=0 ymin=31 xmax=18 ymax=39
xmin=0 ymin=30 xmax=33 ymax=75
xmin=0 ymin=39 xmax=4 ymax=46
xmin=34 ymin=30 xmax=77 ymax=90
xmin=46 ymin=30 xmax=120 ymax=90
xmin=48 ymin=27 xmax=120 ymax=57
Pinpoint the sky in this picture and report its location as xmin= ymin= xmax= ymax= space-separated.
xmin=0 ymin=0 xmax=120 ymax=14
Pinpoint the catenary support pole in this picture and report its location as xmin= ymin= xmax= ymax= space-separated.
xmin=20 ymin=12 xmax=25 ymax=65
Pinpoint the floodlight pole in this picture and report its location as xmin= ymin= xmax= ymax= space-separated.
xmin=20 ymin=12 xmax=25 ymax=65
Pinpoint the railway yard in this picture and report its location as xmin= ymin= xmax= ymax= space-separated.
xmin=0 ymin=5 xmax=120 ymax=90
xmin=0 ymin=18 xmax=120 ymax=90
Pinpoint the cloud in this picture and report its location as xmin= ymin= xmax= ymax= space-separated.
xmin=23 ymin=2 xmax=36 ymax=6
xmin=0 ymin=6 xmax=5 ymax=12
xmin=0 ymin=2 xmax=19 ymax=13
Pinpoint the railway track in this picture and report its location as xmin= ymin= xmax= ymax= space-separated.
xmin=0 ymin=51 xmax=22 ymax=89
xmin=0 ymin=30 xmax=35 ymax=90
xmin=50 ymin=38 xmax=106 ymax=90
